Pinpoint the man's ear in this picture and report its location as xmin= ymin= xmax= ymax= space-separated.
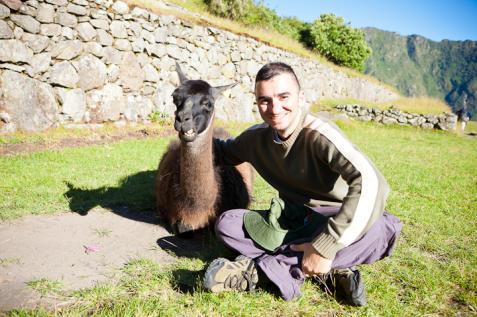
xmin=298 ymin=90 xmax=306 ymax=108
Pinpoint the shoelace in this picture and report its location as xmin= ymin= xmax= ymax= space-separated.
xmin=225 ymin=260 xmax=257 ymax=292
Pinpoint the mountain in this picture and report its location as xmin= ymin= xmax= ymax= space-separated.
xmin=362 ymin=27 xmax=477 ymax=119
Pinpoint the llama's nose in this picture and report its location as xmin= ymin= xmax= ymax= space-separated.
xmin=177 ymin=111 xmax=192 ymax=124
xmin=175 ymin=111 xmax=194 ymax=132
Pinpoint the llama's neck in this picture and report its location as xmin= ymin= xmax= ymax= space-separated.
xmin=179 ymin=120 xmax=218 ymax=202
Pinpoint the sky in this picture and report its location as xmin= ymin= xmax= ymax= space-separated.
xmin=264 ymin=0 xmax=477 ymax=42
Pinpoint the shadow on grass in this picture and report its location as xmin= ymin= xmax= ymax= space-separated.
xmin=65 ymin=172 xmax=238 ymax=295
xmin=64 ymin=170 xmax=159 ymax=224
xmin=156 ymin=230 xmax=231 ymax=261
xmin=157 ymin=231 xmax=236 ymax=294
xmin=171 ymin=268 xmax=205 ymax=294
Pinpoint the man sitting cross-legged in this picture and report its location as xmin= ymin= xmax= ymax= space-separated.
xmin=204 ymin=62 xmax=403 ymax=306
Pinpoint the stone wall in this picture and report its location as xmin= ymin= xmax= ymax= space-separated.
xmin=335 ymin=104 xmax=458 ymax=130
xmin=0 ymin=0 xmax=399 ymax=133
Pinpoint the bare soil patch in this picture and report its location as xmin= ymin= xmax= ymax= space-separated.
xmin=0 ymin=207 xmax=209 ymax=311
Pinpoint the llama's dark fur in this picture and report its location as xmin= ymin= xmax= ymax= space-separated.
xmin=155 ymin=64 xmax=253 ymax=233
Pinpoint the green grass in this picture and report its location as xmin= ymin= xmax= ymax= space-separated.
xmin=312 ymin=96 xmax=451 ymax=115
xmin=465 ymin=121 xmax=477 ymax=135
xmin=2 ymin=121 xmax=477 ymax=316
xmin=27 ymin=278 xmax=64 ymax=297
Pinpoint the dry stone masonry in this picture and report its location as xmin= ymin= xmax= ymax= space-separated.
xmin=335 ymin=104 xmax=458 ymax=130
xmin=0 ymin=0 xmax=400 ymax=133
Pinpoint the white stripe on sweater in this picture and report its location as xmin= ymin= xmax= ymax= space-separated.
xmin=308 ymin=117 xmax=379 ymax=246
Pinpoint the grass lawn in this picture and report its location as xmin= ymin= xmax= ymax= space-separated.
xmin=1 ymin=120 xmax=476 ymax=316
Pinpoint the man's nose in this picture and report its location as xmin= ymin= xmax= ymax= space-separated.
xmin=268 ymin=98 xmax=282 ymax=114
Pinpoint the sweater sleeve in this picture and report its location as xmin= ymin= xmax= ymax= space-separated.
xmin=213 ymin=134 xmax=248 ymax=166
xmin=213 ymin=123 xmax=267 ymax=166
xmin=310 ymin=121 xmax=390 ymax=260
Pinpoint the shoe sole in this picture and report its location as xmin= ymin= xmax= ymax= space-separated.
xmin=204 ymin=257 xmax=258 ymax=293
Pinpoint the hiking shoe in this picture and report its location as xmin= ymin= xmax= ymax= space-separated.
xmin=317 ymin=267 xmax=367 ymax=306
xmin=203 ymin=255 xmax=258 ymax=293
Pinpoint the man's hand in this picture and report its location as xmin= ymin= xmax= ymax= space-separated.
xmin=290 ymin=243 xmax=332 ymax=277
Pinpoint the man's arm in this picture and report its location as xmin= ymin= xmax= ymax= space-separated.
xmin=213 ymin=137 xmax=246 ymax=166
xmin=294 ymin=118 xmax=389 ymax=274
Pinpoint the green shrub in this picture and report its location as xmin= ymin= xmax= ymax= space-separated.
xmin=309 ymin=14 xmax=372 ymax=71
xmin=204 ymin=0 xmax=252 ymax=20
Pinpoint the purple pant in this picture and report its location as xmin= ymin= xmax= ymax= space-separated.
xmin=214 ymin=207 xmax=403 ymax=301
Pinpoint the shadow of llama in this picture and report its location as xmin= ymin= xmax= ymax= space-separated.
xmin=155 ymin=64 xmax=254 ymax=234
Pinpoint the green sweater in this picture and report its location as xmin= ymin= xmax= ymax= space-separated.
xmin=214 ymin=111 xmax=390 ymax=260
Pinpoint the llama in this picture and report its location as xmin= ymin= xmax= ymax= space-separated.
xmin=155 ymin=64 xmax=253 ymax=233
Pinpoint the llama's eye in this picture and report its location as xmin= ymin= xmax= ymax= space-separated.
xmin=201 ymin=101 xmax=212 ymax=110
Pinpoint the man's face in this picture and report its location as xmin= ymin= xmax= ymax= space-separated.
xmin=255 ymin=72 xmax=304 ymax=139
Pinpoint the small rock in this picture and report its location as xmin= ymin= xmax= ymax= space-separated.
xmin=0 ymin=63 xmax=25 ymax=72
xmin=102 ymin=47 xmax=123 ymax=65
xmin=40 ymin=23 xmax=62 ymax=37
xmin=131 ymin=6 xmax=148 ymax=19
xmin=0 ymin=39 xmax=33 ymax=63
xmin=114 ymin=38 xmax=131 ymax=51
xmin=13 ymin=26 xmax=23 ymax=39
xmin=76 ymin=22 xmax=96 ymax=41
xmin=45 ymin=0 xmax=67 ymax=5
xmin=50 ymin=40 xmax=82 ymax=60
xmin=90 ymin=18 xmax=109 ymax=30
xmin=67 ymin=3 xmax=88 ymax=16
xmin=0 ymin=19 xmax=13 ymax=39
xmin=0 ymin=112 xmax=11 ymax=123
xmin=111 ymin=1 xmax=129 ymax=14
xmin=72 ymin=54 xmax=107 ymax=91
xmin=131 ymin=37 xmax=145 ymax=53
xmin=36 ymin=3 xmax=54 ymax=23
xmin=0 ymin=4 xmax=10 ymax=18
xmin=49 ymin=61 xmax=79 ymax=88
xmin=143 ymin=63 xmax=158 ymax=82
xmin=96 ymin=28 xmax=113 ymax=46
xmin=22 ymin=33 xmax=49 ymax=53
xmin=0 ymin=122 xmax=17 ymax=134
xmin=56 ymin=87 xmax=86 ymax=122
xmin=106 ymin=63 xmax=119 ymax=82
xmin=29 ymin=52 xmax=51 ymax=74
xmin=83 ymin=42 xmax=103 ymax=57
xmin=61 ymin=26 xmax=75 ymax=39
xmin=119 ymin=51 xmax=144 ymax=91
xmin=0 ymin=0 xmax=21 ymax=10
xmin=110 ymin=20 xmax=127 ymax=38
xmin=55 ymin=12 xmax=78 ymax=28
xmin=1 ymin=70 xmax=57 ymax=132
xmin=10 ymin=14 xmax=40 ymax=33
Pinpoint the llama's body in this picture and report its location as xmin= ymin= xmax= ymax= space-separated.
xmin=155 ymin=65 xmax=253 ymax=232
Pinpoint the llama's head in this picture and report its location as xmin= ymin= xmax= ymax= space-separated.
xmin=172 ymin=63 xmax=235 ymax=142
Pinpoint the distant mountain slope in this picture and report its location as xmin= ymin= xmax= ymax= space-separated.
xmin=363 ymin=27 xmax=477 ymax=119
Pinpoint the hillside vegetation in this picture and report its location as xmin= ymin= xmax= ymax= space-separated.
xmin=364 ymin=27 xmax=477 ymax=119
xmin=149 ymin=0 xmax=458 ymax=116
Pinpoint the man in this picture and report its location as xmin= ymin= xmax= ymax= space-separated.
xmin=457 ymin=106 xmax=470 ymax=132
xmin=204 ymin=62 xmax=402 ymax=306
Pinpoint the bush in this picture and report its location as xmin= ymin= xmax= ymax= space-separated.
xmin=309 ymin=14 xmax=371 ymax=71
xmin=204 ymin=0 xmax=252 ymax=20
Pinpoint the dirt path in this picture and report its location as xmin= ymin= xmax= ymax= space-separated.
xmin=0 ymin=208 xmax=179 ymax=311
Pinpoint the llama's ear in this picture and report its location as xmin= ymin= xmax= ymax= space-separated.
xmin=175 ymin=62 xmax=188 ymax=84
xmin=210 ymin=83 xmax=238 ymax=98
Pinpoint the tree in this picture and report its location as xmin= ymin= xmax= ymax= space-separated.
xmin=309 ymin=14 xmax=372 ymax=71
